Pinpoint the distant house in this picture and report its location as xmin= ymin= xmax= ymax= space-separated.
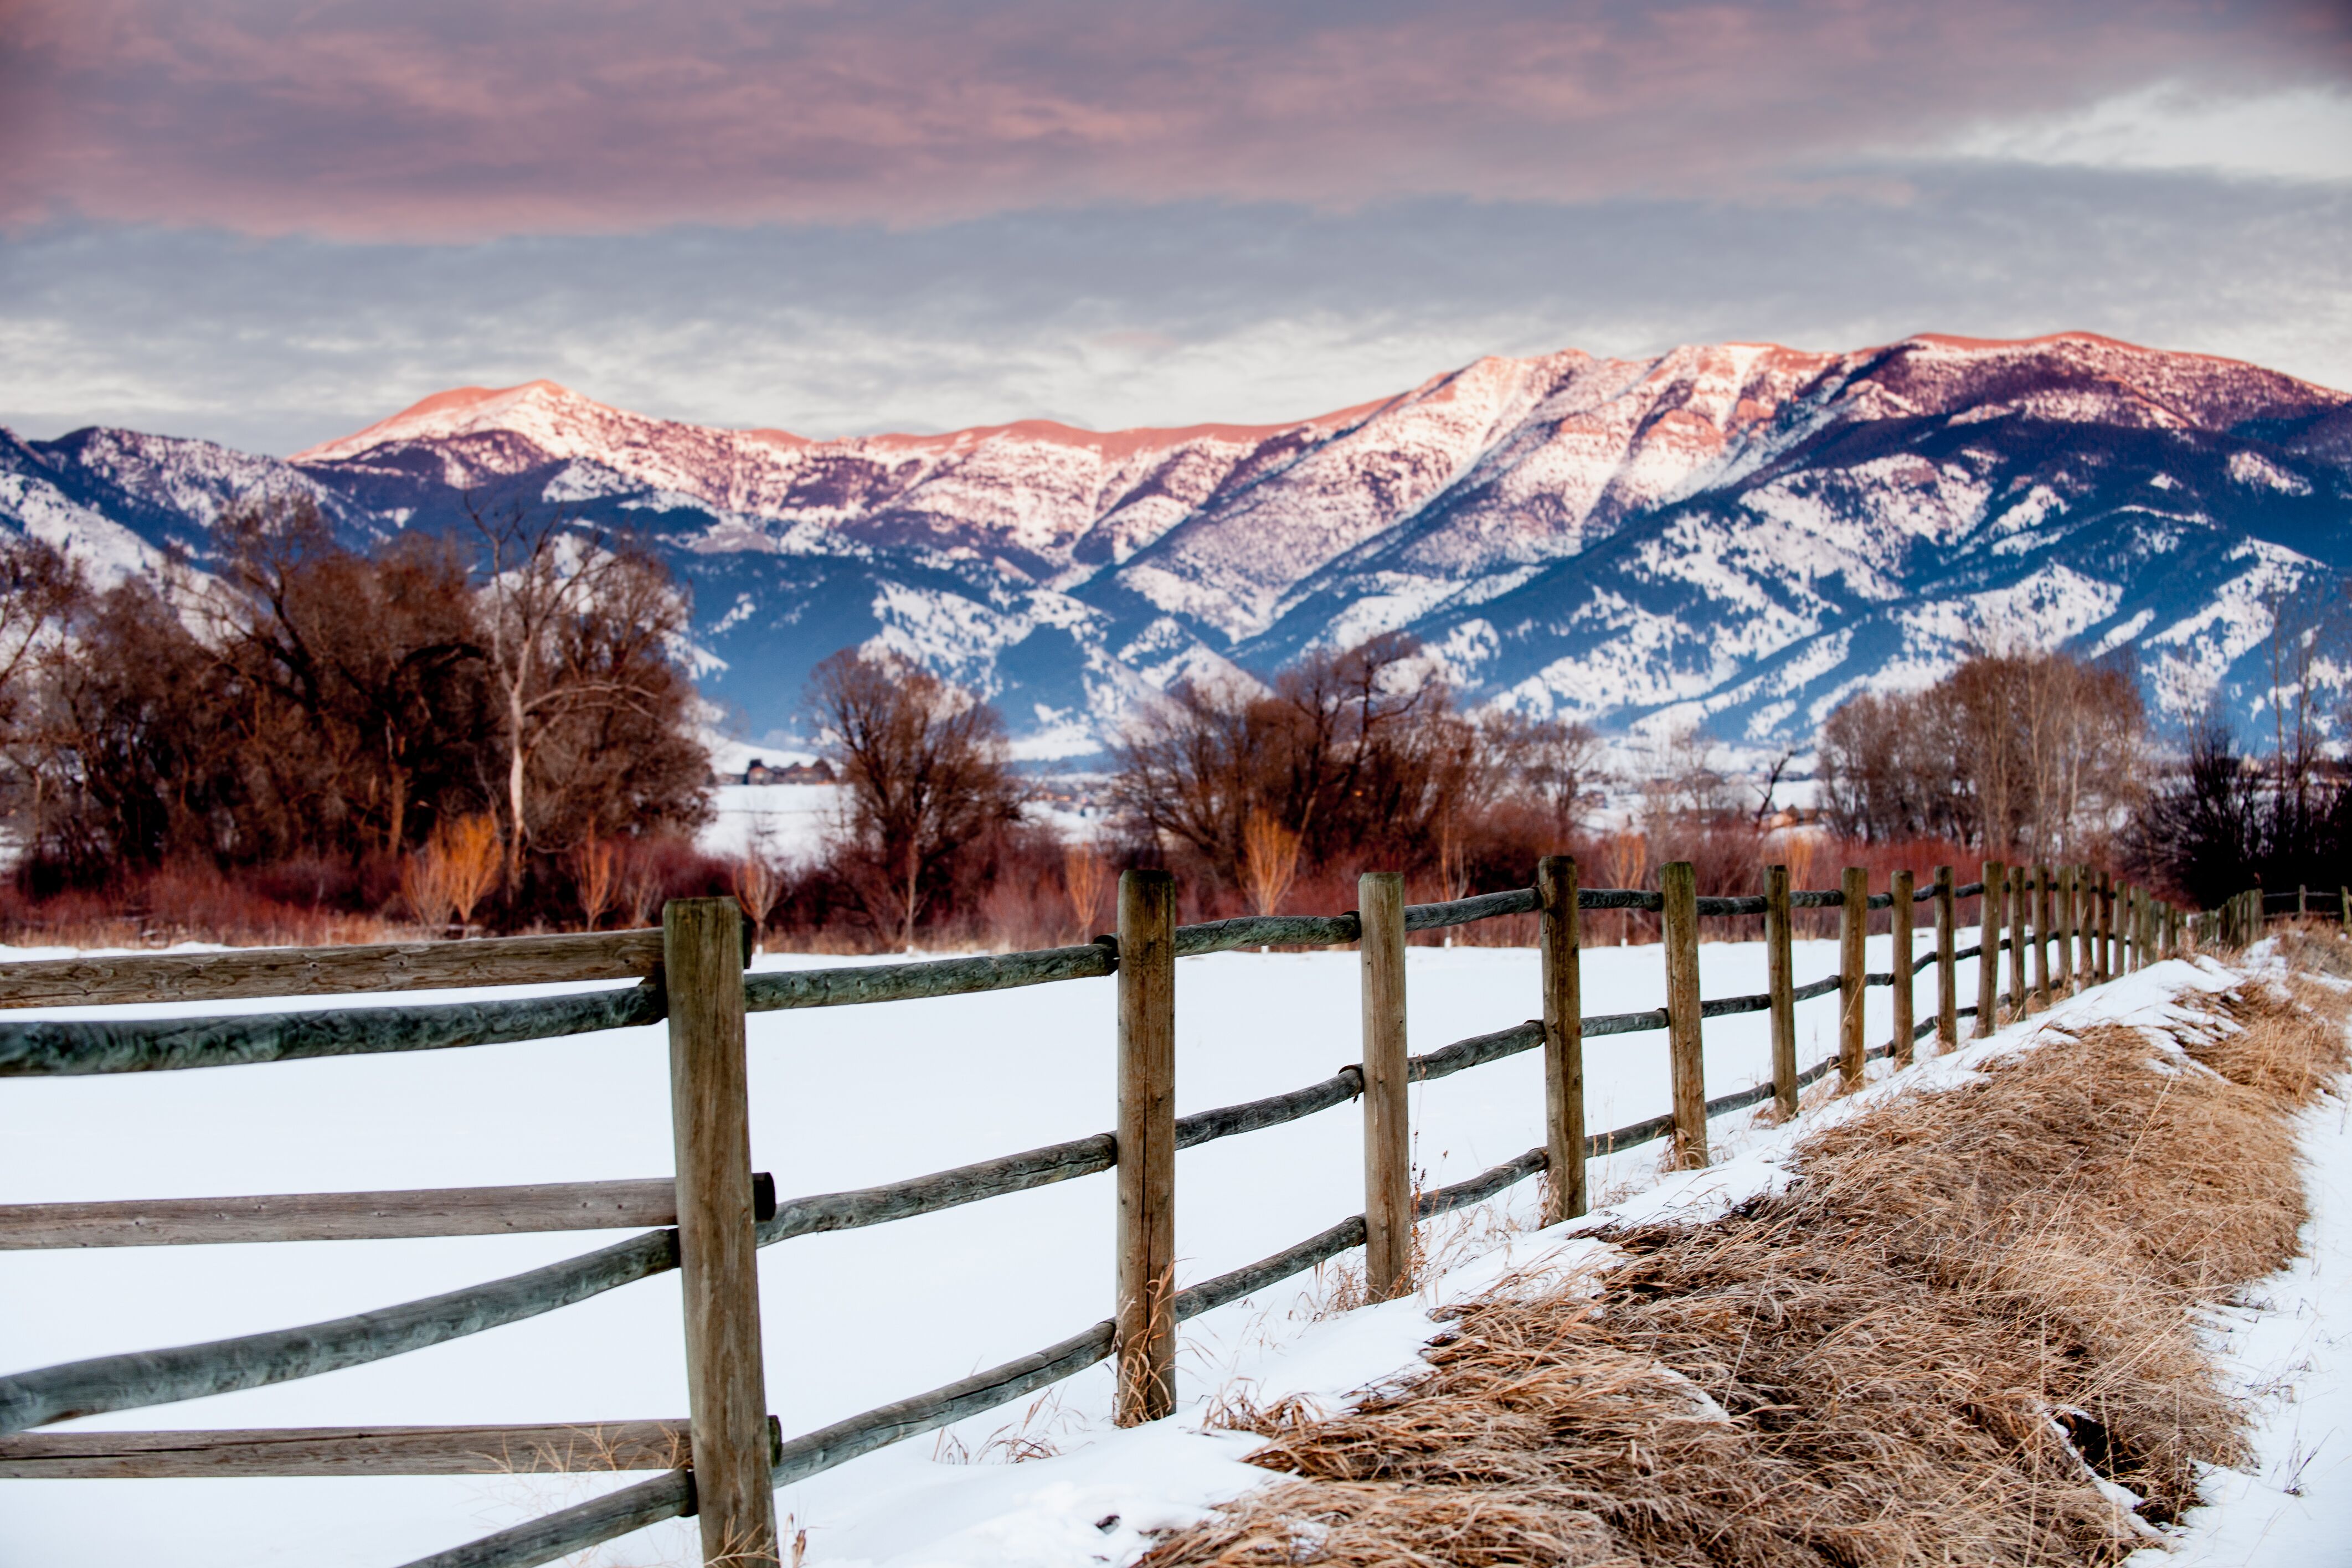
xmin=739 ymin=757 xmax=835 ymax=786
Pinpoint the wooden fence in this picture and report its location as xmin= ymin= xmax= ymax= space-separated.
xmin=2202 ymin=884 xmax=2351 ymax=948
xmin=0 ymin=858 xmax=2188 ymax=1567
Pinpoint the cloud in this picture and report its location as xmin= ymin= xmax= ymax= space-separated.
xmin=1944 ymin=81 xmax=2352 ymax=182
xmin=2 ymin=1 xmax=2347 ymax=238
xmin=4 ymin=165 xmax=2346 ymax=456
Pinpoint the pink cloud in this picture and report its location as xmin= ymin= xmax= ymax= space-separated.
xmin=2 ymin=0 xmax=2346 ymax=239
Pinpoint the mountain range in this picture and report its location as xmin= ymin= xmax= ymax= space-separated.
xmin=6 ymin=332 xmax=2349 ymax=762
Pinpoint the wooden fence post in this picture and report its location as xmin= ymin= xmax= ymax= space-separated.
xmin=2299 ymin=884 xmax=2309 ymax=919
xmin=1977 ymin=860 xmax=2003 ymax=1037
xmin=1934 ymin=866 xmax=1957 ymax=1052
xmin=2031 ymin=865 xmax=2052 ymax=1009
xmin=1660 ymin=861 xmax=1707 ymax=1165
xmin=1360 ymin=871 xmax=1412 ymax=1299
xmin=2055 ymin=864 xmax=2076 ymax=996
xmin=1839 ymin=866 xmax=1867 ymax=1090
xmin=1537 ymin=856 xmax=1585 ymax=1223
xmin=1115 ymin=868 xmax=1177 ymax=1424
xmin=2339 ymin=886 xmax=2348 ymax=933
xmin=1767 ymin=864 xmax=1799 ymax=1113
xmin=662 ymin=898 xmax=778 ymax=1568
xmin=1890 ymin=869 xmax=1916 ymax=1065
xmin=2100 ymin=871 xmax=2116 ymax=979
xmin=2077 ymin=864 xmax=2097 ymax=983
xmin=2007 ymin=862 xmax=2030 ymax=1019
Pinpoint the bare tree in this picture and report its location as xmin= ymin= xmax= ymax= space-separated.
xmin=809 ymin=648 xmax=1021 ymax=950
xmin=471 ymin=504 xmax=703 ymax=883
xmin=1110 ymin=633 xmax=1481 ymax=888
xmin=1822 ymin=649 xmax=2143 ymax=859
xmin=0 ymin=534 xmax=83 ymax=847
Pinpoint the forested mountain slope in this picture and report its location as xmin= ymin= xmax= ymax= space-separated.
xmin=6 ymin=332 xmax=2346 ymax=755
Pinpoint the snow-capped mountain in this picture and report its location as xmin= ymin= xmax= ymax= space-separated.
xmin=7 ymin=332 xmax=2349 ymax=757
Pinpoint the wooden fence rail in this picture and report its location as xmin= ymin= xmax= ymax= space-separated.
xmin=3 ymin=860 xmax=2150 ymax=1568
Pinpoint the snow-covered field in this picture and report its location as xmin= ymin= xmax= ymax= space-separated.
xmin=700 ymin=782 xmax=1110 ymax=862
xmin=0 ymin=936 xmax=2342 ymax=1567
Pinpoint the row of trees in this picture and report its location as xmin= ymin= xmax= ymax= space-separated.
xmin=0 ymin=499 xmax=711 ymax=926
xmin=794 ymin=633 xmax=1628 ymax=945
xmin=1816 ymin=649 xmax=2144 ymax=864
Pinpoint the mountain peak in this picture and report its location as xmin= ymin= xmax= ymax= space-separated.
xmin=292 ymin=379 xmax=608 ymax=462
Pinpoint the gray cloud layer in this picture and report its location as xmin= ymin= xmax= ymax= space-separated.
xmin=5 ymin=0 xmax=2347 ymax=235
xmin=2 ymin=1 xmax=2345 ymax=450
xmin=4 ymin=164 xmax=2347 ymax=455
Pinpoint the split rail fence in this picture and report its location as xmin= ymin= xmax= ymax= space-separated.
xmin=0 ymin=857 xmax=2193 ymax=1567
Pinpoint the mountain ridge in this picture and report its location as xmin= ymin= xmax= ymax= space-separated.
xmin=8 ymin=331 xmax=2349 ymax=760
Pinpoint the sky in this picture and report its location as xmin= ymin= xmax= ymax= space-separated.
xmin=3 ymin=0 xmax=2350 ymax=456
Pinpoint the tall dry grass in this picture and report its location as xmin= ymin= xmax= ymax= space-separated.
xmin=1148 ymin=973 xmax=2347 ymax=1567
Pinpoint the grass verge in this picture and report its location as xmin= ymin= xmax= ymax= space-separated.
xmin=1146 ymin=969 xmax=2347 ymax=1567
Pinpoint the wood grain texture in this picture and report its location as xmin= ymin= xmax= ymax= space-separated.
xmin=662 ymin=898 xmax=776 ymax=1567
xmin=1660 ymin=862 xmax=1707 ymax=1165
xmin=2008 ymin=864 xmax=2031 ymax=1018
xmin=1976 ymin=862 xmax=2003 ymax=1037
xmin=2032 ymin=865 xmax=2053 ymax=1007
xmin=2097 ymin=870 xmax=2114 ymax=979
xmin=1358 ymin=872 xmax=1413 ymax=1297
xmin=0 ymin=1227 xmax=680 ymax=1432
xmin=1765 ymin=864 xmax=1798 ymax=1117
xmin=1839 ymin=867 xmax=1869 ymax=1089
xmin=0 ymin=983 xmax=663 ymax=1078
xmin=759 ymin=1139 xmax=1115 ymax=1247
xmin=1889 ymin=869 xmax=1915 ymax=1066
xmin=1115 ymin=869 xmax=1177 ymax=1426
xmin=0 ymin=1175 xmax=774 ymax=1249
xmin=1538 ymin=855 xmax=1585 ymax=1223
xmin=1934 ymin=867 xmax=1958 ymax=1051
xmin=0 ymin=930 xmax=665 ymax=1011
xmin=0 ymin=1419 xmax=713 ymax=1477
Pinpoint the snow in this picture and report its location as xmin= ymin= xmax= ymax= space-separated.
xmin=4 ymin=930 xmax=1975 ymax=1566
xmin=9 ymin=942 xmax=2343 ymax=1565
xmin=2122 ymin=950 xmax=2352 ymax=1567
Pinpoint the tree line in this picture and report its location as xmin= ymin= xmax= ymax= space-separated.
xmin=0 ymin=499 xmax=711 ymax=931
xmin=9 ymin=488 xmax=2343 ymax=943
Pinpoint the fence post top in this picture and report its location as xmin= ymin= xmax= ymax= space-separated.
xmin=1119 ymin=867 xmax=1174 ymax=888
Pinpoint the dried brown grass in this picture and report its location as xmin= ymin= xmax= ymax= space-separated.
xmin=1147 ymin=978 xmax=2346 ymax=1568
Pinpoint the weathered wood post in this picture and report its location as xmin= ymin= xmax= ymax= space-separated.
xmin=2078 ymin=864 xmax=2097 ymax=983
xmin=2031 ymin=865 xmax=2052 ymax=1009
xmin=2055 ymin=864 xmax=2075 ymax=996
xmin=1537 ymin=856 xmax=1585 ymax=1223
xmin=1767 ymin=863 xmax=1799 ymax=1113
xmin=1890 ymin=868 xmax=1916 ymax=1065
xmin=1661 ymin=861 xmax=1707 ymax=1165
xmin=2299 ymin=884 xmax=2309 ymax=919
xmin=2100 ymin=870 xmax=2117 ymax=979
xmin=1360 ymin=871 xmax=1412 ymax=1299
xmin=1115 ymin=868 xmax=1177 ymax=1423
xmin=2007 ymin=862 xmax=2030 ymax=1019
xmin=1934 ymin=865 xmax=1957 ymax=1051
xmin=1977 ymin=860 xmax=2004 ymax=1037
xmin=2339 ymin=886 xmax=2348 ymax=932
xmin=662 ymin=898 xmax=779 ymax=1567
xmin=1839 ymin=866 xmax=1867 ymax=1089
xmin=2124 ymin=884 xmax=2140 ymax=972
